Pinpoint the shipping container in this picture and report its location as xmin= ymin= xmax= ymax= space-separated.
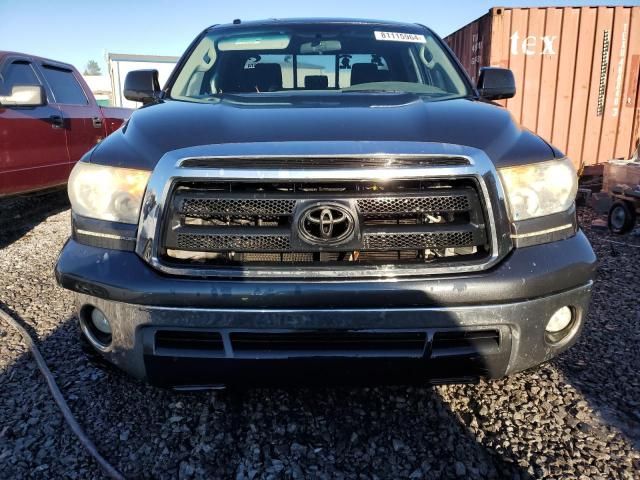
xmin=445 ymin=6 xmax=640 ymax=171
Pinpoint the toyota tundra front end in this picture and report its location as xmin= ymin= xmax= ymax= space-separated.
xmin=55 ymin=19 xmax=595 ymax=388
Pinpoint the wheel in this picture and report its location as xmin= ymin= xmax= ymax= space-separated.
xmin=608 ymin=201 xmax=636 ymax=234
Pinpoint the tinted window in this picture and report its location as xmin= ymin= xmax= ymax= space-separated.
xmin=0 ymin=61 xmax=40 ymax=95
xmin=41 ymin=66 xmax=88 ymax=105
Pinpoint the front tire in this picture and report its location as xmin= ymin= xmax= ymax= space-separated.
xmin=608 ymin=201 xmax=636 ymax=234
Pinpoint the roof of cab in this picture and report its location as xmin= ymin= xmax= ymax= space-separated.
xmin=207 ymin=17 xmax=427 ymax=31
xmin=0 ymin=51 xmax=76 ymax=70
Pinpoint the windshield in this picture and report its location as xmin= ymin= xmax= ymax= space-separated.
xmin=169 ymin=23 xmax=471 ymax=102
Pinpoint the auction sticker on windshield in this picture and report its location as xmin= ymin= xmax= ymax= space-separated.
xmin=374 ymin=31 xmax=426 ymax=43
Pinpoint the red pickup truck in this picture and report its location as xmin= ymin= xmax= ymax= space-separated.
xmin=0 ymin=51 xmax=132 ymax=196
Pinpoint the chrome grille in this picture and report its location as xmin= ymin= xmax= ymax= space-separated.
xmin=161 ymin=178 xmax=490 ymax=268
xmin=179 ymin=156 xmax=470 ymax=169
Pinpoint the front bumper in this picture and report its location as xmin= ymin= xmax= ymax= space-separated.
xmin=56 ymin=232 xmax=596 ymax=387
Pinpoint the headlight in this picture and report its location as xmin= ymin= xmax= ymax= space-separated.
xmin=498 ymin=158 xmax=577 ymax=221
xmin=68 ymin=162 xmax=150 ymax=224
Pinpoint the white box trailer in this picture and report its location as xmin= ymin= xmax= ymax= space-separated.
xmin=82 ymin=74 xmax=112 ymax=106
xmin=107 ymin=53 xmax=179 ymax=108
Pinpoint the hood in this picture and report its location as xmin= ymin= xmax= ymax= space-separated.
xmin=91 ymin=93 xmax=558 ymax=170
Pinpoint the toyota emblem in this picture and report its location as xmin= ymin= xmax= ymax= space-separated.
xmin=298 ymin=204 xmax=355 ymax=245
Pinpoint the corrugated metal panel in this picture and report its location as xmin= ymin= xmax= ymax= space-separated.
xmin=445 ymin=13 xmax=491 ymax=84
xmin=581 ymin=6 xmax=612 ymax=168
xmin=614 ymin=7 xmax=640 ymax=159
xmin=549 ymin=7 xmax=580 ymax=154
xmin=567 ymin=7 xmax=597 ymax=168
xmin=535 ymin=7 xmax=562 ymax=142
xmin=445 ymin=6 xmax=640 ymax=170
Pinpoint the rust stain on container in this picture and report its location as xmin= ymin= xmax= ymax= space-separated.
xmin=445 ymin=6 xmax=640 ymax=170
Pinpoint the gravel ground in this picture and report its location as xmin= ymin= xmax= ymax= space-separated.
xmin=0 ymin=193 xmax=639 ymax=479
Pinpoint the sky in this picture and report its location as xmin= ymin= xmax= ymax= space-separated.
xmin=0 ymin=0 xmax=635 ymax=73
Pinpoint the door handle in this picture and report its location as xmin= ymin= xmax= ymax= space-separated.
xmin=49 ymin=114 xmax=64 ymax=129
xmin=92 ymin=116 xmax=103 ymax=129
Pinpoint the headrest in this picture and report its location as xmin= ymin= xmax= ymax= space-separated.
xmin=253 ymin=63 xmax=282 ymax=92
xmin=305 ymin=75 xmax=329 ymax=89
xmin=350 ymin=63 xmax=390 ymax=85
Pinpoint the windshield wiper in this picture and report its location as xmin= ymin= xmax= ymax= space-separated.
xmin=341 ymin=89 xmax=408 ymax=94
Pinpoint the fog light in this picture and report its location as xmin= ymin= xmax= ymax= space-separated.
xmin=91 ymin=308 xmax=112 ymax=334
xmin=546 ymin=307 xmax=573 ymax=333
xmin=80 ymin=305 xmax=113 ymax=351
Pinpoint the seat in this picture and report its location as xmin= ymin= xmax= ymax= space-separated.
xmin=304 ymin=75 xmax=329 ymax=89
xmin=350 ymin=63 xmax=391 ymax=85
xmin=252 ymin=64 xmax=283 ymax=92
xmin=216 ymin=69 xmax=245 ymax=93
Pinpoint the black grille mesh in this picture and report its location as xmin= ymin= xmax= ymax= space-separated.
xmin=237 ymin=253 xmax=315 ymax=262
xmin=177 ymin=233 xmax=291 ymax=251
xmin=181 ymin=198 xmax=296 ymax=217
xmin=357 ymin=195 xmax=470 ymax=214
xmin=363 ymin=232 xmax=474 ymax=250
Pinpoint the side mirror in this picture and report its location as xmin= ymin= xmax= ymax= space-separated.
xmin=124 ymin=69 xmax=160 ymax=104
xmin=0 ymin=85 xmax=46 ymax=107
xmin=477 ymin=67 xmax=516 ymax=100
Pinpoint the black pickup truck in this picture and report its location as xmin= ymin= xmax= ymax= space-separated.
xmin=55 ymin=18 xmax=596 ymax=388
